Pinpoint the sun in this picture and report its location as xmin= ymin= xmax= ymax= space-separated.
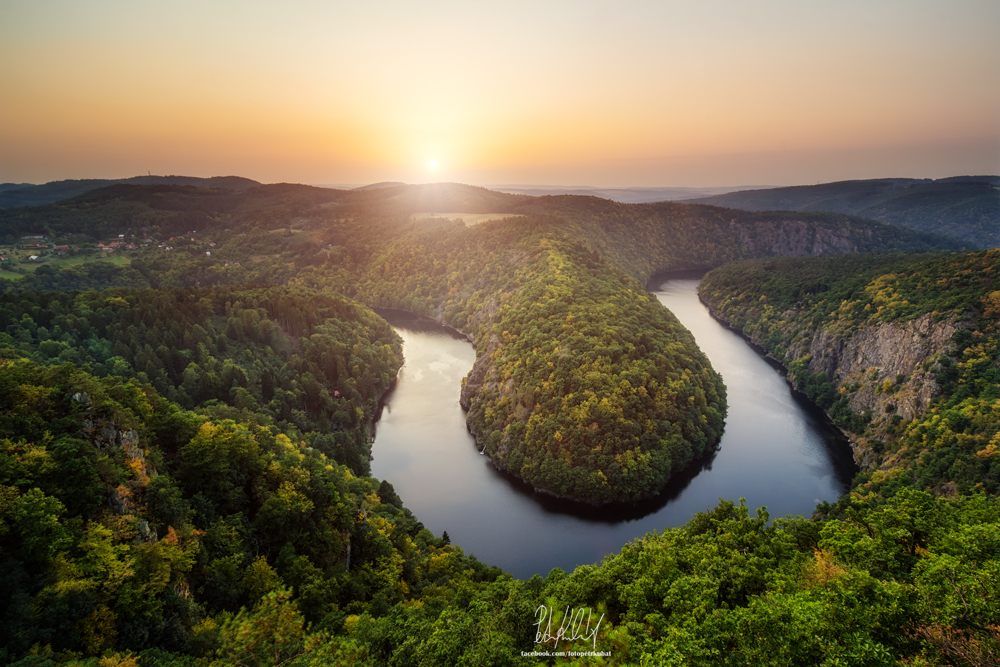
xmin=428 ymin=160 xmax=437 ymax=169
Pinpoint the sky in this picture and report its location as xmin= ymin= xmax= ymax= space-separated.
xmin=1 ymin=0 xmax=998 ymax=187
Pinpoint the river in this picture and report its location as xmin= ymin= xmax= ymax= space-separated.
xmin=370 ymin=276 xmax=856 ymax=580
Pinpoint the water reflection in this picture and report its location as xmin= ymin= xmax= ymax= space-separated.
xmin=369 ymin=280 xmax=857 ymax=579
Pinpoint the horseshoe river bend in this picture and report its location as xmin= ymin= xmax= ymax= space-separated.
xmin=370 ymin=274 xmax=857 ymax=580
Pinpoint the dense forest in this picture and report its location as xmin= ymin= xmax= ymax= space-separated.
xmin=0 ymin=286 xmax=402 ymax=477
xmin=3 ymin=182 xmax=959 ymax=502
xmin=0 ymin=357 xmax=504 ymax=665
xmin=3 ymin=358 xmax=997 ymax=665
xmin=1 ymin=180 xmax=997 ymax=664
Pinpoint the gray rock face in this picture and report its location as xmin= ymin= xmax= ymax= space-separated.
xmin=795 ymin=313 xmax=958 ymax=421
xmin=78 ymin=403 xmax=154 ymax=515
xmin=732 ymin=219 xmax=861 ymax=257
xmin=786 ymin=313 xmax=961 ymax=468
xmin=137 ymin=520 xmax=158 ymax=544
xmin=82 ymin=416 xmax=140 ymax=453
xmin=108 ymin=484 xmax=135 ymax=515
xmin=71 ymin=391 xmax=92 ymax=407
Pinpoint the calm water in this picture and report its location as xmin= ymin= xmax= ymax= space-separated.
xmin=371 ymin=278 xmax=856 ymax=579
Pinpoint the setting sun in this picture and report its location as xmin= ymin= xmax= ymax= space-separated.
xmin=0 ymin=2 xmax=996 ymax=185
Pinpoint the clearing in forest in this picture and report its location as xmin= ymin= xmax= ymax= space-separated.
xmin=410 ymin=212 xmax=525 ymax=226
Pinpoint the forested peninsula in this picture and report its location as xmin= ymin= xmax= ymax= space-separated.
xmin=2 ymin=180 xmax=997 ymax=665
xmin=0 ymin=183 xmax=964 ymax=503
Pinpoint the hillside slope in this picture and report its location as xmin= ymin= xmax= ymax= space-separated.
xmin=0 ymin=182 xmax=966 ymax=504
xmin=2 ymin=183 xmax=999 ymax=664
xmin=688 ymin=176 xmax=1000 ymax=248
xmin=700 ymin=251 xmax=999 ymax=498
xmin=520 ymin=197 xmax=963 ymax=282
xmin=0 ymin=175 xmax=260 ymax=209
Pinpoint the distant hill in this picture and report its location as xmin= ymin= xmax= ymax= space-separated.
xmin=353 ymin=181 xmax=407 ymax=190
xmin=0 ymin=182 xmax=344 ymax=240
xmin=318 ymin=182 xmax=965 ymax=280
xmin=687 ymin=176 xmax=1000 ymax=248
xmin=0 ymin=175 xmax=260 ymax=208
xmin=489 ymin=184 xmax=766 ymax=203
xmin=0 ymin=180 xmax=965 ymax=267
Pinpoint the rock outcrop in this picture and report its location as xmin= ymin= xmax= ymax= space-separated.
xmin=703 ymin=305 xmax=964 ymax=470
xmin=730 ymin=219 xmax=861 ymax=258
xmin=792 ymin=313 xmax=958 ymax=420
xmin=73 ymin=390 xmax=155 ymax=516
xmin=787 ymin=314 xmax=961 ymax=468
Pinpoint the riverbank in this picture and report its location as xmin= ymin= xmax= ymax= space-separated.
xmin=371 ymin=279 xmax=856 ymax=578
xmin=697 ymin=289 xmax=859 ymax=465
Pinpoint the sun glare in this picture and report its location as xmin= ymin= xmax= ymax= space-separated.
xmin=428 ymin=160 xmax=437 ymax=169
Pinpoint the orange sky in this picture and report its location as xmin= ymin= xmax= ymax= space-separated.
xmin=1 ymin=1 xmax=998 ymax=187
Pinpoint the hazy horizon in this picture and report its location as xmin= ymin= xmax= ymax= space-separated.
xmin=2 ymin=1 xmax=998 ymax=186
xmin=6 ymin=175 xmax=997 ymax=192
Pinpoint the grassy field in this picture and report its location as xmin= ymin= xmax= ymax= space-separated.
xmin=410 ymin=212 xmax=525 ymax=226
xmin=0 ymin=252 xmax=131 ymax=279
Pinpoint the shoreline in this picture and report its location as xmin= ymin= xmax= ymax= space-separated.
xmin=369 ymin=297 xmax=729 ymax=511
xmin=694 ymin=290 xmax=860 ymax=472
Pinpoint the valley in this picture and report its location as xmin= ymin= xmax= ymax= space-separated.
xmin=0 ymin=179 xmax=997 ymax=665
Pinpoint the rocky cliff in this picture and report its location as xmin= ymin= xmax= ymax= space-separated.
xmin=783 ymin=314 xmax=962 ymax=468
xmin=699 ymin=251 xmax=999 ymax=497
xmin=73 ymin=390 xmax=156 ymax=525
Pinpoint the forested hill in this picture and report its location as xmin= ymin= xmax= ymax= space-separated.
xmin=687 ymin=176 xmax=1000 ymax=249
xmin=300 ymin=216 xmax=728 ymax=504
xmin=325 ymin=183 xmax=965 ymax=282
xmin=517 ymin=197 xmax=962 ymax=284
xmin=1 ymin=181 xmax=999 ymax=664
xmin=1 ymin=181 xmax=965 ymax=261
xmin=701 ymin=250 xmax=999 ymax=500
xmin=0 ymin=182 xmax=964 ymax=505
xmin=0 ymin=182 xmax=341 ymax=242
xmin=0 ymin=176 xmax=260 ymax=209
xmin=0 ymin=286 xmax=403 ymax=476
xmin=4 ymin=357 xmax=999 ymax=665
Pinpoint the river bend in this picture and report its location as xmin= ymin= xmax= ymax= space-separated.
xmin=370 ymin=277 xmax=856 ymax=579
